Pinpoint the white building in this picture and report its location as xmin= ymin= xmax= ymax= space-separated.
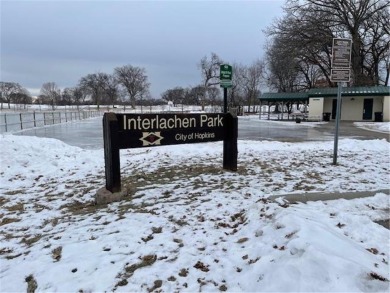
xmin=260 ymin=86 xmax=390 ymax=122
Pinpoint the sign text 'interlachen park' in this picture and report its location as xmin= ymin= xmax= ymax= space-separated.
xmin=103 ymin=112 xmax=238 ymax=193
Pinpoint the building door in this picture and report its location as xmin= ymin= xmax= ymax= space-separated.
xmin=363 ymin=98 xmax=373 ymax=120
xmin=332 ymin=99 xmax=337 ymax=119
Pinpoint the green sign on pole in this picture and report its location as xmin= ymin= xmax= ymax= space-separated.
xmin=220 ymin=64 xmax=232 ymax=88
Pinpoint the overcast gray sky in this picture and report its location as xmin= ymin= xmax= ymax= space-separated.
xmin=1 ymin=0 xmax=284 ymax=98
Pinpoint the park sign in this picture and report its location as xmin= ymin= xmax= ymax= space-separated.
xmin=330 ymin=37 xmax=352 ymax=165
xmin=220 ymin=64 xmax=233 ymax=88
xmin=331 ymin=38 xmax=352 ymax=68
xmin=103 ymin=112 xmax=238 ymax=193
xmin=331 ymin=38 xmax=352 ymax=82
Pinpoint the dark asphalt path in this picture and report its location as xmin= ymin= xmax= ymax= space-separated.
xmin=14 ymin=116 xmax=389 ymax=149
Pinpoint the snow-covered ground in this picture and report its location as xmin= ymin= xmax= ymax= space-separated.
xmin=0 ymin=131 xmax=389 ymax=292
xmin=355 ymin=122 xmax=390 ymax=134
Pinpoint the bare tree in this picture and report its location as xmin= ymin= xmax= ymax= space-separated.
xmin=10 ymin=88 xmax=32 ymax=109
xmin=61 ymin=88 xmax=74 ymax=106
xmin=265 ymin=38 xmax=302 ymax=92
xmin=207 ymin=87 xmax=222 ymax=110
xmin=0 ymin=82 xmax=23 ymax=109
xmin=161 ymin=87 xmax=186 ymax=106
xmin=361 ymin=5 xmax=390 ymax=85
xmin=100 ymin=74 xmax=119 ymax=106
xmin=243 ymin=60 xmax=265 ymax=112
xmin=114 ymin=65 xmax=150 ymax=109
xmin=41 ymin=82 xmax=61 ymax=110
xmin=267 ymin=0 xmax=390 ymax=86
xmin=188 ymin=85 xmax=206 ymax=106
xmin=198 ymin=52 xmax=223 ymax=110
xmin=72 ymin=86 xmax=88 ymax=109
xmin=78 ymin=73 xmax=107 ymax=109
xmin=229 ymin=63 xmax=246 ymax=108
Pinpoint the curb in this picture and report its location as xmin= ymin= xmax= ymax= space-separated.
xmin=269 ymin=189 xmax=390 ymax=204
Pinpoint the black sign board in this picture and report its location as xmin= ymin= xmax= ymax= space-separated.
xmin=103 ymin=112 xmax=238 ymax=192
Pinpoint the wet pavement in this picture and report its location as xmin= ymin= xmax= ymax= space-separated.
xmin=239 ymin=119 xmax=333 ymax=142
xmin=13 ymin=116 xmax=389 ymax=149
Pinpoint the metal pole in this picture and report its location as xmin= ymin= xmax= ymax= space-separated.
xmin=333 ymin=82 xmax=342 ymax=165
xmin=223 ymin=88 xmax=227 ymax=113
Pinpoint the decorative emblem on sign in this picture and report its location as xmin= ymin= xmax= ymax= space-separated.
xmin=139 ymin=132 xmax=163 ymax=146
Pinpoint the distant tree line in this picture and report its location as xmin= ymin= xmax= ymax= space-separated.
xmin=0 ymin=56 xmax=266 ymax=112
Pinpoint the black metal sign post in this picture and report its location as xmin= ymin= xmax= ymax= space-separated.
xmin=220 ymin=64 xmax=233 ymax=114
xmin=223 ymin=88 xmax=228 ymax=113
xmin=223 ymin=111 xmax=238 ymax=171
xmin=103 ymin=113 xmax=121 ymax=193
xmin=102 ymin=112 xmax=238 ymax=194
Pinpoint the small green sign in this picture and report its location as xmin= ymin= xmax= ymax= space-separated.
xmin=220 ymin=80 xmax=233 ymax=88
xmin=220 ymin=64 xmax=232 ymax=88
xmin=220 ymin=64 xmax=232 ymax=80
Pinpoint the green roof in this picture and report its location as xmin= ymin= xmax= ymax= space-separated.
xmin=260 ymin=86 xmax=390 ymax=101
xmin=260 ymin=92 xmax=309 ymax=101
xmin=308 ymin=86 xmax=390 ymax=97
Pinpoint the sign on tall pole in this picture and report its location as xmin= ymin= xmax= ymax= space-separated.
xmin=331 ymin=38 xmax=352 ymax=165
xmin=220 ymin=64 xmax=233 ymax=113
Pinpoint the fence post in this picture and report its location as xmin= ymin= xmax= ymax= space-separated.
xmin=4 ymin=114 xmax=7 ymax=132
xmin=52 ymin=112 xmax=55 ymax=124
xmin=33 ymin=111 xmax=36 ymax=127
xmin=20 ymin=113 xmax=23 ymax=130
xmin=44 ymin=113 xmax=46 ymax=125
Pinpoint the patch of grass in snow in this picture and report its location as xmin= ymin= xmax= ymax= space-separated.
xmin=21 ymin=234 xmax=43 ymax=246
xmin=0 ymin=217 xmax=22 ymax=226
xmin=4 ymin=202 xmax=25 ymax=213
xmin=115 ymin=254 xmax=158 ymax=288
xmin=2 ymin=189 xmax=26 ymax=195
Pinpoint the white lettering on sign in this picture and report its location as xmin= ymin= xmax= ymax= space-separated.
xmin=123 ymin=115 xmax=223 ymax=130
xmin=175 ymin=132 xmax=216 ymax=141
xmin=220 ymin=70 xmax=231 ymax=75
xmin=200 ymin=115 xmax=223 ymax=127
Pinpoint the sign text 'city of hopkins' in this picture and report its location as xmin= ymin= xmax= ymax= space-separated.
xmin=103 ymin=112 xmax=238 ymax=192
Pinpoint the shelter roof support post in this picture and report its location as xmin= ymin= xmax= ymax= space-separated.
xmin=268 ymin=102 xmax=271 ymax=120
xmin=305 ymin=100 xmax=308 ymax=115
xmin=259 ymin=100 xmax=262 ymax=120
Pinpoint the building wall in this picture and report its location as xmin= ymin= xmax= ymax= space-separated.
xmin=384 ymin=96 xmax=390 ymax=122
xmin=320 ymin=96 xmax=385 ymax=121
xmin=308 ymin=98 xmax=324 ymax=118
